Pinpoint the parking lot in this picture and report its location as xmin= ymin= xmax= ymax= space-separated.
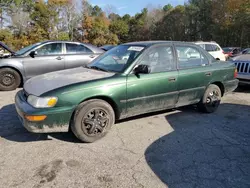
xmin=0 ymin=87 xmax=250 ymax=188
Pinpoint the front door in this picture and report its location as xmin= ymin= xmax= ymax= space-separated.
xmin=126 ymin=45 xmax=179 ymax=117
xmin=23 ymin=42 xmax=65 ymax=79
xmin=174 ymin=44 xmax=212 ymax=107
xmin=64 ymin=43 xmax=99 ymax=69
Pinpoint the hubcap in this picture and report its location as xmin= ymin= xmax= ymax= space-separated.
xmin=81 ymin=109 xmax=109 ymax=136
xmin=206 ymin=90 xmax=220 ymax=107
xmin=1 ymin=73 xmax=15 ymax=86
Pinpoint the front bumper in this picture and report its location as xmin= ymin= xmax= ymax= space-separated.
xmin=15 ymin=90 xmax=74 ymax=133
xmin=224 ymin=79 xmax=239 ymax=93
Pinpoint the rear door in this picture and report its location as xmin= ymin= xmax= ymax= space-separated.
xmin=126 ymin=44 xmax=179 ymax=116
xmin=23 ymin=42 xmax=65 ymax=79
xmin=64 ymin=43 xmax=99 ymax=69
xmin=174 ymin=44 xmax=212 ymax=107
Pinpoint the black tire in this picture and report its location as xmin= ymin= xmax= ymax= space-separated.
xmin=71 ymin=99 xmax=115 ymax=143
xmin=0 ymin=68 xmax=21 ymax=91
xmin=198 ymin=84 xmax=222 ymax=113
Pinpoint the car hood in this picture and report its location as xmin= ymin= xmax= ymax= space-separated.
xmin=24 ymin=67 xmax=115 ymax=96
xmin=0 ymin=42 xmax=16 ymax=55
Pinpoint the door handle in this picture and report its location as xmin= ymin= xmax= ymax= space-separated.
xmin=89 ymin=55 xmax=95 ymax=58
xmin=205 ymin=72 xmax=212 ymax=76
xmin=56 ymin=56 xmax=63 ymax=60
xmin=168 ymin=77 xmax=176 ymax=82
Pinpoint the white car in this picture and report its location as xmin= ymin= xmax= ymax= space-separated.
xmin=195 ymin=41 xmax=226 ymax=61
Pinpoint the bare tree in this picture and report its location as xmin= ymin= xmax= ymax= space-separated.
xmin=58 ymin=0 xmax=81 ymax=40
xmin=104 ymin=4 xmax=117 ymax=16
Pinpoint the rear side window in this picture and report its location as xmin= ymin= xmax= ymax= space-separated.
xmin=176 ymin=46 xmax=209 ymax=69
xmin=66 ymin=43 xmax=92 ymax=54
xmin=205 ymin=44 xmax=220 ymax=52
xmin=205 ymin=44 xmax=214 ymax=52
xmin=213 ymin=44 xmax=220 ymax=51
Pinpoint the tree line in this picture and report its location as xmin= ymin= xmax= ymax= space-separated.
xmin=0 ymin=0 xmax=249 ymax=50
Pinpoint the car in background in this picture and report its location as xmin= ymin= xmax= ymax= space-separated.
xmin=15 ymin=41 xmax=238 ymax=143
xmin=222 ymin=47 xmax=241 ymax=59
xmin=195 ymin=41 xmax=226 ymax=61
xmin=0 ymin=41 xmax=104 ymax=91
xmin=99 ymin=45 xmax=116 ymax=51
xmin=230 ymin=54 xmax=250 ymax=85
xmin=241 ymin=48 xmax=250 ymax=55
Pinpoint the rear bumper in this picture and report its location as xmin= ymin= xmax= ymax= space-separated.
xmin=224 ymin=79 xmax=239 ymax=93
xmin=238 ymin=79 xmax=250 ymax=85
xmin=237 ymin=75 xmax=250 ymax=85
xmin=15 ymin=90 xmax=74 ymax=133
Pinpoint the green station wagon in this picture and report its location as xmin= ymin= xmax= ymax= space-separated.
xmin=15 ymin=41 xmax=239 ymax=142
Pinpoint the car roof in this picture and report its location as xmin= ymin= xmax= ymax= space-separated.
xmin=194 ymin=41 xmax=218 ymax=45
xmin=41 ymin=40 xmax=104 ymax=53
xmin=123 ymin=41 xmax=194 ymax=47
xmin=223 ymin=47 xmax=241 ymax=49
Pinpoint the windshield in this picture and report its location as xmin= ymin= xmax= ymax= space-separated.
xmin=89 ymin=45 xmax=145 ymax=73
xmin=15 ymin=42 xmax=42 ymax=55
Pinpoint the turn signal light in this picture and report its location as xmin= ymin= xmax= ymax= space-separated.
xmin=234 ymin=68 xmax=238 ymax=78
xmin=25 ymin=115 xmax=47 ymax=122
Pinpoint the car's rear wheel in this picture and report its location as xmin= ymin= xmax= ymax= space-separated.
xmin=71 ymin=99 xmax=115 ymax=143
xmin=0 ymin=68 xmax=21 ymax=91
xmin=198 ymin=84 xmax=221 ymax=113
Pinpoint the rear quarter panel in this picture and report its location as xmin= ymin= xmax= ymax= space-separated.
xmin=209 ymin=61 xmax=235 ymax=82
xmin=208 ymin=61 xmax=237 ymax=92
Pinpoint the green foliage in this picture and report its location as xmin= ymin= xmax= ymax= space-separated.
xmin=57 ymin=32 xmax=70 ymax=41
xmin=163 ymin=4 xmax=173 ymax=12
xmin=109 ymin=19 xmax=129 ymax=43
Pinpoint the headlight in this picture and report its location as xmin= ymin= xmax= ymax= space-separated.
xmin=27 ymin=95 xmax=58 ymax=108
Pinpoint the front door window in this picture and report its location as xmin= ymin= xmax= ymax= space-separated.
xmin=139 ymin=46 xmax=175 ymax=73
xmin=36 ymin=43 xmax=62 ymax=56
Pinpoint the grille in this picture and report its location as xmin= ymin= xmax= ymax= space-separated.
xmin=235 ymin=62 xmax=250 ymax=73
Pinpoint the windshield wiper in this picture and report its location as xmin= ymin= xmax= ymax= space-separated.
xmin=89 ymin=66 xmax=109 ymax=72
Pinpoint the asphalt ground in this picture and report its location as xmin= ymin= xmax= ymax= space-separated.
xmin=0 ymin=86 xmax=250 ymax=188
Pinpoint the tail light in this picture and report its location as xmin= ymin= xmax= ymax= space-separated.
xmin=234 ymin=68 xmax=238 ymax=78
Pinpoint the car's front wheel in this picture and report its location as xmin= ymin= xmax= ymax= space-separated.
xmin=71 ymin=99 xmax=115 ymax=143
xmin=198 ymin=84 xmax=222 ymax=113
xmin=0 ymin=68 xmax=21 ymax=91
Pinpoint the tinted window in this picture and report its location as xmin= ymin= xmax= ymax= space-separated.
xmin=176 ymin=46 xmax=208 ymax=69
xmin=242 ymin=49 xmax=250 ymax=54
xmin=212 ymin=44 xmax=220 ymax=51
xmin=139 ymin=46 xmax=175 ymax=73
xmin=205 ymin=44 xmax=214 ymax=52
xmin=222 ymin=47 xmax=233 ymax=53
xmin=36 ymin=43 xmax=62 ymax=55
xmin=66 ymin=43 xmax=92 ymax=54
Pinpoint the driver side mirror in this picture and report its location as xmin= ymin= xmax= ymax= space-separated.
xmin=134 ymin=64 xmax=150 ymax=75
xmin=29 ymin=50 xmax=37 ymax=58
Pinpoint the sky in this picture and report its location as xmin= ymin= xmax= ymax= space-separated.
xmin=89 ymin=0 xmax=186 ymax=16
